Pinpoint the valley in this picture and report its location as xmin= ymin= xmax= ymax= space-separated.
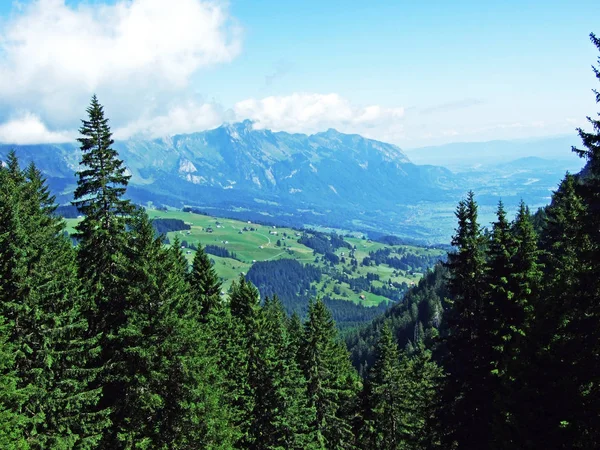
xmin=67 ymin=208 xmax=446 ymax=326
xmin=2 ymin=126 xmax=581 ymax=244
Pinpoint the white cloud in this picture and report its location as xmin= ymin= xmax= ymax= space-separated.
xmin=0 ymin=0 xmax=241 ymax=141
xmin=0 ymin=112 xmax=75 ymax=144
xmin=113 ymin=100 xmax=230 ymax=139
xmin=234 ymin=93 xmax=405 ymax=136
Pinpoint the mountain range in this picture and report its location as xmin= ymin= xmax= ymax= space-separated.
xmin=0 ymin=121 xmax=583 ymax=242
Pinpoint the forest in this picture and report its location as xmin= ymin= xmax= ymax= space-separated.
xmin=0 ymin=33 xmax=599 ymax=450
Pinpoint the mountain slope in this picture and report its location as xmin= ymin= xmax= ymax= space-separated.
xmin=0 ymin=122 xmax=459 ymax=239
xmin=0 ymin=123 xmax=578 ymax=242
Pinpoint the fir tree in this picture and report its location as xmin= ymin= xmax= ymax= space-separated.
xmin=229 ymin=276 xmax=260 ymax=325
xmin=73 ymin=94 xmax=133 ymax=335
xmin=436 ymin=191 xmax=490 ymax=449
xmin=300 ymin=298 xmax=358 ymax=449
xmin=362 ymin=321 xmax=409 ymax=449
xmin=522 ymin=174 xmax=588 ymax=449
xmin=101 ymin=210 xmax=234 ymax=448
xmin=0 ymin=316 xmax=27 ymax=449
xmin=0 ymin=156 xmax=107 ymax=448
xmin=551 ymin=32 xmax=600 ymax=448
xmin=188 ymin=244 xmax=222 ymax=320
xmin=244 ymin=296 xmax=318 ymax=449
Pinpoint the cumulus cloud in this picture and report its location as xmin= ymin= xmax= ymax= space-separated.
xmin=0 ymin=0 xmax=241 ymax=141
xmin=234 ymin=93 xmax=405 ymax=136
xmin=0 ymin=112 xmax=75 ymax=144
xmin=113 ymin=100 xmax=231 ymax=140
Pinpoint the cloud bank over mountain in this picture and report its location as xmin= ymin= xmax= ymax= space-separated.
xmin=0 ymin=1 xmax=589 ymax=147
xmin=0 ymin=0 xmax=241 ymax=142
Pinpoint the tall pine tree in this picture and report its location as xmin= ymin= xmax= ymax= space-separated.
xmin=300 ymin=298 xmax=358 ymax=449
xmin=436 ymin=191 xmax=490 ymax=449
xmin=0 ymin=155 xmax=107 ymax=448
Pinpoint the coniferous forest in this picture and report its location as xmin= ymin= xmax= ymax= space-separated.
xmin=0 ymin=33 xmax=600 ymax=450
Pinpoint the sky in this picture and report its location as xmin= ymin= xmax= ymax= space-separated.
xmin=0 ymin=0 xmax=598 ymax=148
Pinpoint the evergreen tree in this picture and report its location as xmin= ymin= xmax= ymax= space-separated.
xmin=0 ymin=316 xmax=27 ymax=449
xmin=244 ymin=296 xmax=318 ymax=449
xmin=229 ymin=276 xmax=260 ymax=325
xmin=436 ymin=191 xmax=490 ymax=449
xmin=487 ymin=202 xmax=541 ymax=447
xmin=482 ymin=201 xmax=517 ymax=446
xmin=286 ymin=312 xmax=304 ymax=360
xmin=0 ymin=156 xmax=107 ymax=448
xmin=547 ymin=32 xmax=600 ymax=448
xmin=73 ymin=94 xmax=133 ymax=335
xmin=101 ymin=210 xmax=233 ymax=448
xmin=363 ymin=321 xmax=443 ymax=450
xmin=188 ymin=245 xmax=222 ymax=320
xmin=300 ymin=298 xmax=358 ymax=449
xmin=218 ymin=277 xmax=260 ymax=446
xmin=408 ymin=345 xmax=443 ymax=450
xmin=362 ymin=321 xmax=408 ymax=449
xmin=525 ymin=174 xmax=588 ymax=449
xmin=71 ymin=96 xmax=138 ymax=447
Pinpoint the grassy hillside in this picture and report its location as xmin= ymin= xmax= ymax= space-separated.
xmin=66 ymin=208 xmax=446 ymax=308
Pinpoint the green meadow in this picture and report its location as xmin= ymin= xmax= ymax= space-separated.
xmin=67 ymin=209 xmax=446 ymax=306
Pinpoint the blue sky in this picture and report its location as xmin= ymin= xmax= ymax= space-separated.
xmin=0 ymin=0 xmax=598 ymax=147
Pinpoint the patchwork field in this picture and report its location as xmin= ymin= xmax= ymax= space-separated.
xmin=66 ymin=209 xmax=447 ymax=307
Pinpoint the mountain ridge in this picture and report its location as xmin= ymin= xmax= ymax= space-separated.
xmin=0 ymin=124 xmax=577 ymax=242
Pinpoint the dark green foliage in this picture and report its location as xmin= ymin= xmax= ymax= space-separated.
xmin=361 ymin=321 xmax=408 ymax=449
xmin=436 ymin=191 xmax=493 ymax=449
xmin=0 ymin=155 xmax=107 ymax=448
xmin=151 ymin=218 xmax=190 ymax=234
xmin=0 ymin=316 xmax=28 ymax=449
xmin=72 ymin=97 xmax=136 ymax=448
xmin=5 ymin=32 xmax=600 ymax=449
xmin=243 ymin=296 xmax=319 ymax=449
xmin=188 ymin=245 xmax=222 ymax=320
xmin=73 ymin=95 xmax=134 ymax=337
xmin=346 ymin=264 xmax=447 ymax=377
xmin=537 ymin=32 xmax=600 ymax=449
xmin=111 ymin=211 xmax=233 ymax=448
xmin=246 ymin=258 xmax=388 ymax=329
xmin=229 ymin=276 xmax=261 ymax=326
xmin=298 ymin=231 xmax=351 ymax=255
xmin=72 ymin=97 xmax=234 ymax=449
xmin=362 ymin=327 xmax=442 ymax=450
xmin=203 ymin=244 xmax=239 ymax=260
xmin=300 ymin=299 xmax=359 ymax=449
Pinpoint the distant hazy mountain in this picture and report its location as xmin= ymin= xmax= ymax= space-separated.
xmin=404 ymin=136 xmax=584 ymax=171
xmin=0 ymin=122 xmax=580 ymax=242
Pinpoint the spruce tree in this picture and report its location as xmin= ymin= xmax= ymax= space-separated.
xmin=72 ymin=96 xmax=138 ymax=448
xmin=520 ymin=174 xmax=587 ymax=449
xmin=188 ymin=244 xmax=222 ymax=320
xmin=229 ymin=276 xmax=260 ymax=325
xmin=73 ymin=94 xmax=133 ymax=335
xmin=244 ymin=296 xmax=318 ymax=449
xmin=436 ymin=191 xmax=490 ymax=449
xmin=0 ymin=156 xmax=107 ymax=448
xmin=362 ymin=321 xmax=409 ymax=449
xmin=100 ymin=209 xmax=233 ymax=448
xmin=300 ymin=298 xmax=358 ymax=449
xmin=217 ymin=277 xmax=259 ymax=446
xmin=550 ymin=32 xmax=600 ymax=448
xmin=407 ymin=345 xmax=443 ymax=450
xmin=286 ymin=312 xmax=304 ymax=360
xmin=0 ymin=316 xmax=27 ymax=450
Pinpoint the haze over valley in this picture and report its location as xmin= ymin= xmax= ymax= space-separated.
xmin=0 ymin=124 xmax=584 ymax=243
